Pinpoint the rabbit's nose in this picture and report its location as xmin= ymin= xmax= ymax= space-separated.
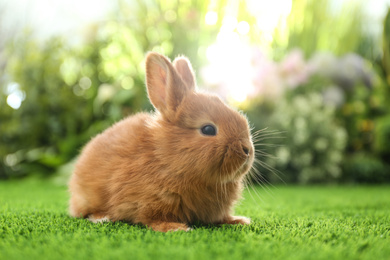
xmin=242 ymin=145 xmax=250 ymax=156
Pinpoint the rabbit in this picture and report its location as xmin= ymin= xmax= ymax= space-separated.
xmin=68 ymin=52 xmax=255 ymax=232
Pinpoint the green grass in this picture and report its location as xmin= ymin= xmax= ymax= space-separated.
xmin=0 ymin=179 xmax=389 ymax=260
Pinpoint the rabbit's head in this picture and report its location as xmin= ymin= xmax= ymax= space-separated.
xmin=145 ymin=53 xmax=254 ymax=184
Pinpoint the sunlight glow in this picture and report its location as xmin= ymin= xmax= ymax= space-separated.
xmin=205 ymin=33 xmax=254 ymax=103
xmin=221 ymin=15 xmax=238 ymax=31
xmin=247 ymin=0 xmax=292 ymax=32
xmin=237 ymin=21 xmax=250 ymax=35
xmin=205 ymin=11 xmax=218 ymax=25
xmin=202 ymin=0 xmax=293 ymax=104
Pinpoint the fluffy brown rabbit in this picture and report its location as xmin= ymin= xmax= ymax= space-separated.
xmin=69 ymin=52 xmax=255 ymax=232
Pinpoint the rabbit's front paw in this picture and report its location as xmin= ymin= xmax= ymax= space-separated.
xmin=220 ymin=216 xmax=251 ymax=225
xmin=147 ymin=221 xmax=191 ymax=232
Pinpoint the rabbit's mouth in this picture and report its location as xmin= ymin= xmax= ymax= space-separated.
xmin=220 ymin=146 xmax=254 ymax=183
xmin=238 ymin=155 xmax=254 ymax=175
xmin=223 ymin=162 xmax=252 ymax=183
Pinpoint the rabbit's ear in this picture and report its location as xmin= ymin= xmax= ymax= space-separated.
xmin=145 ymin=52 xmax=189 ymax=114
xmin=173 ymin=56 xmax=196 ymax=91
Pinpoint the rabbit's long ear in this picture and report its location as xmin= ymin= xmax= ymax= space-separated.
xmin=145 ymin=52 xmax=190 ymax=114
xmin=173 ymin=56 xmax=196 ymax=92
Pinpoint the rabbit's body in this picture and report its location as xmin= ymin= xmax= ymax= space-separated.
xmin=69 ymin=53 xmax=254 ymax=232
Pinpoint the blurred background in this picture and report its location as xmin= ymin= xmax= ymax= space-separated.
xmin=1 ymin=0 xmax=390 ymax=184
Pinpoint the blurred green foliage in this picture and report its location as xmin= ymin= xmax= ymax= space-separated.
xmin=342 ymin=153 xmax=390 ymax=183
xmin=272 ymin=0 xmax=373 ymax=60
xmin=1 ymin=0 xmax=390 ymax=183
xmin=248 ymin=52 xmax=390 ymax=183
xmin=0 ymin=35 xmax=149 ymax=178
xmin=382 ymin=7 xmax=390 ymax=84
xmin=0 ymin=0 xmax=223 ymax=179
xmin=245 ymin=1 xmax=390 ymax=183
xmin=374 ymin=115 xmax=390 ymax=161
xmin=267 ymin=93 xmax=347 ymax=183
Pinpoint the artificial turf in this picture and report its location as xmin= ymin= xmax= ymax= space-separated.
xmin=0 ymin=179 xmax=389 ymax=260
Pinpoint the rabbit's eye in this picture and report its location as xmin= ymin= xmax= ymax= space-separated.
xmin=201 ymin=124 xmax=217 ymax=136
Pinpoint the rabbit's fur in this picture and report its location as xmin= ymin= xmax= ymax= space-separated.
xmin=69 ymin=52 xmax=254 ymax=232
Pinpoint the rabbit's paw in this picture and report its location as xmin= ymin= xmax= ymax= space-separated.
xmin=221 ymin=216 xmax=251 ymax=225
xmin=147 ymin=221 xmax=191 ymax=232
xmin=88 ymin=213 xmax=111 ymax=224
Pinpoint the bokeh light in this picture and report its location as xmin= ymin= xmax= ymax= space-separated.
xmin=5 ymin=83 xmax=25 ymax=110
xmin=205 ymin=11 xmax=218 ymax=25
